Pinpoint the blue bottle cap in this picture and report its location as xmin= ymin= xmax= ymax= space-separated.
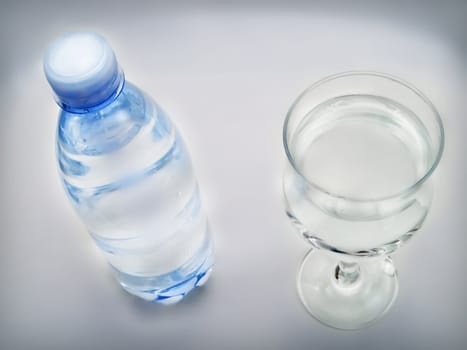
xmin=44 ymin=32 xmax=123 ymax=110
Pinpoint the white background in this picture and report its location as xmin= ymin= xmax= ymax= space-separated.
xmin=1 ymin=1 xmax=466 ymax=349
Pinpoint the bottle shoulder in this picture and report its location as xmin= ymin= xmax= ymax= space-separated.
xmin=56 ymin=82 xmax=191 ymax=189
xmin=57 ymin=82 xmax=171 ymax=156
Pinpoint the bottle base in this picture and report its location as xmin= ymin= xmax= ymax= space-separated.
xmin=111 ymin=240 xmax=214 ymax=304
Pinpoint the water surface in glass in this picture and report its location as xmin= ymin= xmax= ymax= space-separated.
xmin=284 ymin=94 xmax=434 ymax=253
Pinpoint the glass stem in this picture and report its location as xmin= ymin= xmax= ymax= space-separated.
xmin=335 ymin=260 xmax=360 ymax=286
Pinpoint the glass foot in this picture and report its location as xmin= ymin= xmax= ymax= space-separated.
xmin=297 ymin=249 xmax=398 ymax=330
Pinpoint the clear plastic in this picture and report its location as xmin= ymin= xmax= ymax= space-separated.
xmin=46 ymin=33 xmax=213 ymax=303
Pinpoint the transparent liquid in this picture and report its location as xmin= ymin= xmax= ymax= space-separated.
xmin=57 ymin=83 xmax=212 ymax=302
xmin=284 ymin=95 xmax=434 ymax=253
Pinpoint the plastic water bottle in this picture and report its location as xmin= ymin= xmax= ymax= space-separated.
xmin=44 ymin=32 xmax=213 ymax=304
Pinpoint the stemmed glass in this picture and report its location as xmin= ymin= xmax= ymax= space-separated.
xmin=283 ymin=72 xmax=444 ymax=329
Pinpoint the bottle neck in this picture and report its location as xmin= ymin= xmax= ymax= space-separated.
xmin=57 ymin=70 xmax=125 ymax=114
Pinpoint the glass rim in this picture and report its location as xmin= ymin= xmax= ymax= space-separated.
xmin=283 ymin=71 xmax=445 ymax=202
